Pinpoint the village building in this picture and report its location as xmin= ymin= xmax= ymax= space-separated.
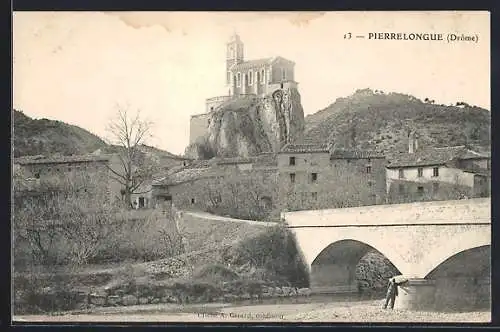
xmin=386 ymin=144 xmax=491 ymax=204
xmin=277 ymin=143 xmax=387 ymax=211
xmin=13 ymin=153 xmax=123 ymax=204
xmin=151 ymin=155 xmax=279 ymax=220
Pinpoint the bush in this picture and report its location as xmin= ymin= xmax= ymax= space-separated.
xmin=192 ymin=263 xmax=239 ymax=283
xmin=166 ymin=279 xmax=223 ymax=304
xmin=13 ymin=271 xmax=85 ymax=315
xmin=221 ymin=226 xmax=309 ymax=287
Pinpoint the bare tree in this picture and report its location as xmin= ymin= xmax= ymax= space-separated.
xmin=106 ymin=107 xmax=156 ymax=208
xmin=13 ymin=173 xmax=120 ymax=266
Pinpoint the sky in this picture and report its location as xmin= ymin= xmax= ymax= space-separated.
xmin=13 ymin=11 xmax=490 ymax=155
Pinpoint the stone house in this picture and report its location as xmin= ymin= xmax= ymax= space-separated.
xmin=277 ymin=143 xmax=387 ymax=211
xmin=386 ymin=145 xmax=491 ymax=204
xmin=151 ymin=155 xmax=279 ymax=220
xmin=129 ymin=152 xmax=193 ymax=210
xmin=13 ymin=153 xmax=123 ymax=205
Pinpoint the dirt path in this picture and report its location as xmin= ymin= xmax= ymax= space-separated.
xmin=13 ymin=300 xmax=491 ymax=323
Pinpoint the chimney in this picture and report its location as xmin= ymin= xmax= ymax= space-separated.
xmin=408 ymin=130 xmax=418 ymax=154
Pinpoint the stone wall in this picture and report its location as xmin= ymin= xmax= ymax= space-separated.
xmin=278 ymin=155 xmax=387 ymax=211
xmin=189 ymin=114 xmax=210 ymax=145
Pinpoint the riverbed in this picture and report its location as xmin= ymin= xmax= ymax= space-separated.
xmin=13 ymin=295 xmax=490 ymax=323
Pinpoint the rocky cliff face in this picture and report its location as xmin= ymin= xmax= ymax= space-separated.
xmin=187 ymin=88 xmax=305 ymax=159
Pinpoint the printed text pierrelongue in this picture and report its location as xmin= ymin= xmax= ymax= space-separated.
xmin=368 ymin=33 xmax=443 ymax=40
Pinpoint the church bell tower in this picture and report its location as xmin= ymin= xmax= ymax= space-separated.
xmin=226 ymin=33 xmax=244 ymax=93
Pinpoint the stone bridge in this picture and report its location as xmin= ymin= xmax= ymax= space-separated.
xmin=283 ymin=198 xmax=491 ymax=311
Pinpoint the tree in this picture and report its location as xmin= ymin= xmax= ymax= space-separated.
xmin=106 ymin=107 xmax=156 ymax=208
xmin=13 ymin=174 xmax=120 ymax=266
xmin=204 ymin=171 xmax=278 ymax=221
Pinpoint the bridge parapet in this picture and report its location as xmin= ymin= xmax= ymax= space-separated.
xmin=283 ymin=198 xmax=490 ymax=228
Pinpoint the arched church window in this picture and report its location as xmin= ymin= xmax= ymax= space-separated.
xmin=261 ymin=69 xmax=265 ymax=83
xmin=257 ymin=71 xmax=260 ymax=84
xmin=244 ymin=73 xmax=248 ymax=86
xmin=227 ymin=71 xmax=231 ymax=85
xmin=237 ymin=72 xmax=241 ymax=87
xmin=248 ymin=71 xmax=253 ymax=85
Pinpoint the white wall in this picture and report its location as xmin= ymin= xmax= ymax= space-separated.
xmin=386 ymin=166 xmax=475 ymax=191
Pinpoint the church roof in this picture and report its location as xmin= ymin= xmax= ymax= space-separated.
xmin=230 ymin=56 xmax=295 ymax=71
xmin=231 ymin=58 xmax=274 ymax=71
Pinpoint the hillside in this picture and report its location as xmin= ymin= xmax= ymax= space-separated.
xmin=13 ymin=110 xmax=186 ymax=165
xmin=304 ymin=89 xmax=491 ymax=154
xmin=13 ymin=110 xmax=108 ymax=157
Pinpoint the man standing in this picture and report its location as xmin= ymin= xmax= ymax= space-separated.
xmin=383 ymin=277 xmax=398 ymax=309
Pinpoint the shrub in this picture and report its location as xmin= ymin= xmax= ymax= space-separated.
xmin=221 ymin=226 xmax=309 ymax=287
xmin=166 ymin=279 xmax=223 ymax=304
xmin=192 ymin=263 xmax=240 ymax=283
xmin=13 ymin=270 xmax=84 ymax=315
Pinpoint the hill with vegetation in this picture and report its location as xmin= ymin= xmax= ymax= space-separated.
xmin=304 ymin=89 xmax=491 ymax=154
xmin=13 ymin=109 xmax=108 ymax=157
xmin=13 ymin=110 xmax=185 ymax=163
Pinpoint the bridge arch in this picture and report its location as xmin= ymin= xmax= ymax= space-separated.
xmin=425 ymin=245 xmax=491 ymax=311
xmin=309 ymin=235 xmax=408 ymax=275
xmin=310 ymin=238 xmax=402 ymax=292
xmin=418 ymin=231 xmax=490 ymax=278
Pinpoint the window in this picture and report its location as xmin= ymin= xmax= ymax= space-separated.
xmin=417 ymin=167 xmax=423 ymax=177
xmin=290 ymin=173 xmax=296 ymax=183
xmin=398 ymin=169 xmax=404 ymax=179
xmin=433 ymin=167 xmax=439 ymax=177
xmin=417 ymin=186 xmax=424 ymax=196
xmin=289 ymin=156 xmax=296 ymax=166
xmin=237 ymin=72 xmax=241 ymax=87
xmin=433 ymin=182 xmax=439 ymax=193
xmin=261 ymin=69 xmax=265 ymax=83
xmin=34 ymin=172 xmax=40 ymax=179
xmin=366 ymin=166 xmax=372 ymax=174
xmin=368 ymin=158 xmax=371 ymax=163
xmin=312 ymin=192 xmax=318 ymax=201
xmin=257 ymin=71 xmax=260 ymax=84
xmin=368 ymin=181 xmax=373 ymax=187
xmin=191 ymin=198 xmax=195 ymax=204
xmin=248 ymin=71 xmax=253 ymax=85
xmin=398 ymin=184 xmax=405 ymax=194
xmin=281 ymin=68 xmax=287 ymax=80
xmin=311 ymin=173 xmax=318 ymax=183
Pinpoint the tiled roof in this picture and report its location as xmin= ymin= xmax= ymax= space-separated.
xmin=14 ymin=154 xmax=111 ymax=165
xmin=330 ymin=149 xmax=385 ymax=159
xmin=280 ymin=143 xmax=330 ymax=153
xmin=253 ymin=153 xmax=278 ymax=167
xmin=152 ymin=167 xmax=215 ymax=186
xmin=230 ymin=58 xmax=273 ymax=71
xmin=215 ymin=157 xmax=254 ymax=165
xmin=230 ymin=56 xmax=294 ymax=72
xmin=386 ymin=146 xmax=490 ymax=168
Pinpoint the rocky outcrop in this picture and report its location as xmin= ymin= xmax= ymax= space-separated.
xmin=188 ymin=88 xmax=305 ymax=159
